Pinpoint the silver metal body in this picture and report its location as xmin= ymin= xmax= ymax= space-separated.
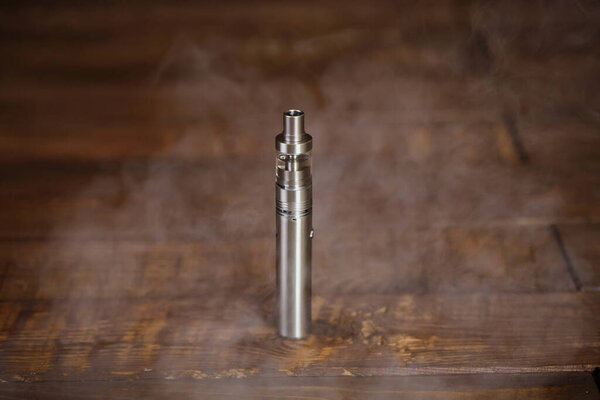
xmin=276 ymin=110 xmax=313 ymax=339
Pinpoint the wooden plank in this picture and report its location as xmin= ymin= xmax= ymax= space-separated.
xmin=2 ymin=151 xmax=599 ymax=241
xmin=0 ymin=373 xmax=597 ymax=400
xmin=1 ymin=1 xmax=594 ymax=46
xmin=0 ymin=1 xmax=473 ymax=88
xmin=558 ymin=224 xmax=600 ymax=291
xmin=0 ymin=224 xmax=575 ymax=302
xmin=0 ymin=2 xmax=596 ymax=162
xmin=0 ymin=293 xmax=598 ymax=382
xmin=0 ymin=76 xmax=504 ymax=161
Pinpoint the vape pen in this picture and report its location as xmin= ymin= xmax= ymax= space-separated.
xmin=275 ymin=109 xmax=313 ymax=339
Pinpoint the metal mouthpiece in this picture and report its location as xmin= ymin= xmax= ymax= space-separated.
xmin=283 ymin=109 xmax=305 ymax=142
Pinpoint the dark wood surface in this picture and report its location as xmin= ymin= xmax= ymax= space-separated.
xmin=560 ymin=224 xmax=600 ymax=290
xmin=0 ymin=374 xmax=598 ymax=400
xmin=0 ymin=0 xmax=599 ymax=398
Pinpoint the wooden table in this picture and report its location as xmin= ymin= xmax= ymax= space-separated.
xmin=1 ymin=1 xmax=599 ymax=398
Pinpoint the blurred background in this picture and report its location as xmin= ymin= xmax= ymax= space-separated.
xmin=0 ymin=0 xmax=599 ymax=398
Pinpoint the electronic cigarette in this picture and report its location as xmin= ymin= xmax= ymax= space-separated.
xmin=275 ymin=109 xmax=313 ymax=339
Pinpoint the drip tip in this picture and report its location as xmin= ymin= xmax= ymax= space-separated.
xmin=283 ymin=109 xmax=305 ymax=142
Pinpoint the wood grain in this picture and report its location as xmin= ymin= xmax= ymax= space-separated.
xmin=0 ymin=292 xmax=598 ymax=382
xmin=0 ymin=373 xmax=597 ymax=400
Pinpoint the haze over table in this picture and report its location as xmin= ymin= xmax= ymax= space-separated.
xmin=0 ymin=0 xmax=599 ymax=398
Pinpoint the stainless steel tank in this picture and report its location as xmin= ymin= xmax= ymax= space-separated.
xmin=275 ymin=109 xmax=313 ymax=339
